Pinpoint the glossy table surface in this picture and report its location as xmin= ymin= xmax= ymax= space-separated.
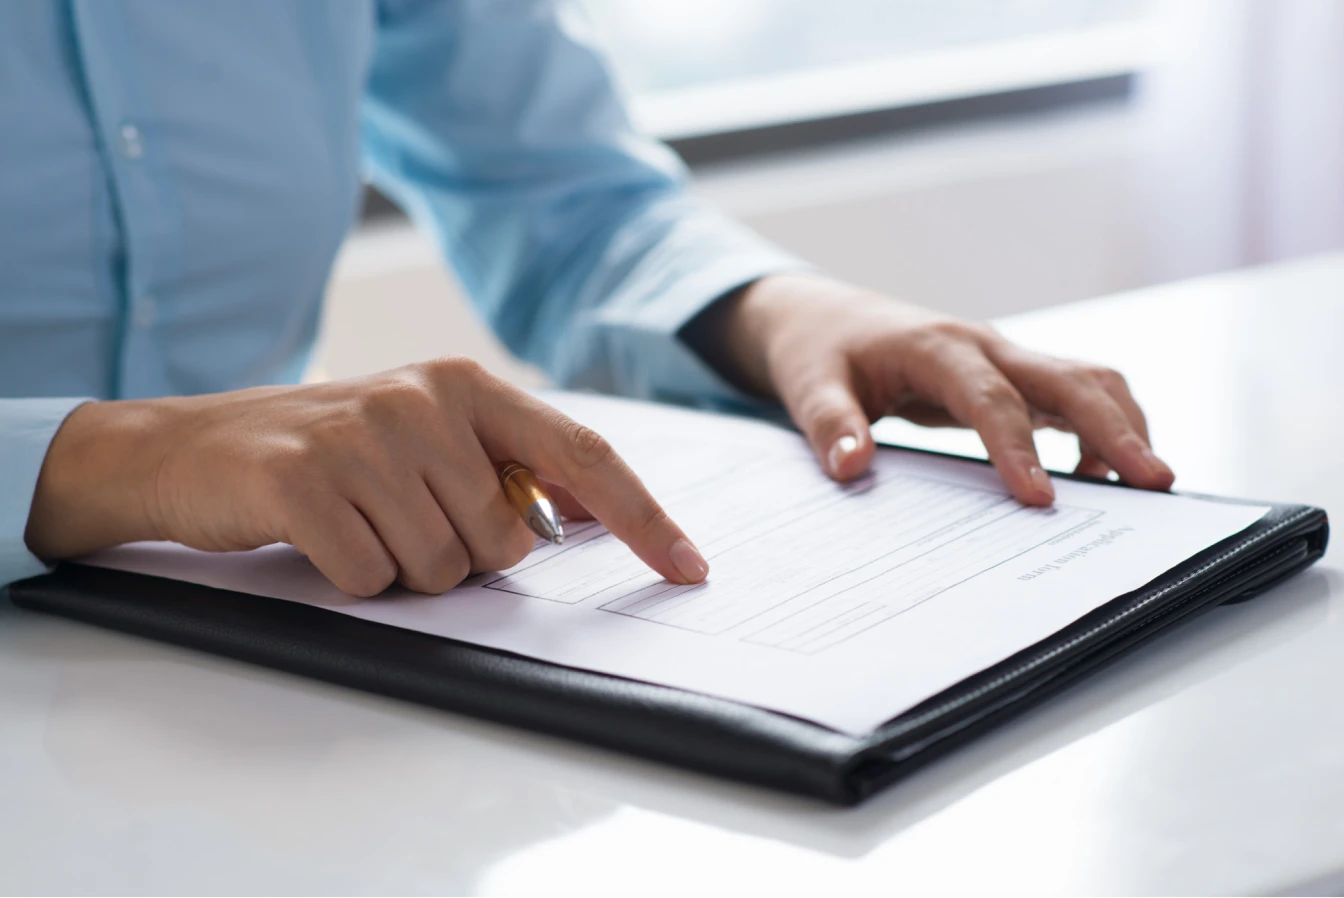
xmin=3 ymin=255 xmax=1342 ymax=895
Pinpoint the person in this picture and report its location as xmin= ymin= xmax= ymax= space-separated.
xmin=1 ymin=0 xmax=1175 ymax=598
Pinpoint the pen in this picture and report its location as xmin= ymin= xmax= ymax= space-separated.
xmin=497 ymin=461 xmax=565 ymax=545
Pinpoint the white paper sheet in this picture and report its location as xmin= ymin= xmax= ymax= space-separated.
xmin=81 ymin=392 xmax=1269 ymax=735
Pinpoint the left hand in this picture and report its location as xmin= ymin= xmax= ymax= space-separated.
xmin=686 ymin=273 xmax=1175 ymax=505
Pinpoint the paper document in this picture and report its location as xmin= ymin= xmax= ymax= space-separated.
xmin=83 ymin=392 xmax=1268 ymax=735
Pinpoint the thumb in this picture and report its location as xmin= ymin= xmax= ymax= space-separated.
xmin=785 ymin=375 xmax=875 ymax=481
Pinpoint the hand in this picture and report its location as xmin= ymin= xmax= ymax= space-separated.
xmin=24 ymin=358 xmax=709 ymax=596
xmin=687 ymin=273 xmax=1175 ymax=504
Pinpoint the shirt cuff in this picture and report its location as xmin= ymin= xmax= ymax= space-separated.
xmin=0 ymin=398 xmax=91 ymax=589
xmin=591 ymin=202 xmax=813 ymax=410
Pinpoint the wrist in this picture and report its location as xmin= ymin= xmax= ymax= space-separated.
xmin=24 ymin=398 xmax=178 ymax=560
xmin=712 ymin=273 xmax=861 ymax=395
xmin=682 ymin=274 xmax=818 ymax=398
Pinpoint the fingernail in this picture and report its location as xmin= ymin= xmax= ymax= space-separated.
xmin=1029 ymin=465 xmax=1055 ymax=501
xmin=828 ymin=434 xmax=860 ymax=476
xmin=669 ymin=538 xmax=709 ymax=584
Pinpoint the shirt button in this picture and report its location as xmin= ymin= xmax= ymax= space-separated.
xmin=119 ymin=123 xmax=144 ymax=159
xmin=132 ymin=295 xmax=157 ymax=328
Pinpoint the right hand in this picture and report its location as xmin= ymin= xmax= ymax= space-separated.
xmin=24 ymin=357 xmax=709 ymax=596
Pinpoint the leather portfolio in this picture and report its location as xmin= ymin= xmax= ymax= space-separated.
xmin=9 ymin=480 xmax=1325 ymax=805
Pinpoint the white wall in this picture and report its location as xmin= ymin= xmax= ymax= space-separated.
xmin=315 ymin=103 xmax=1146 ymax=385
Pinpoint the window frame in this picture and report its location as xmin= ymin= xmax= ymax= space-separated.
xmin=360 ymin=15 xmax=1150 ymax=218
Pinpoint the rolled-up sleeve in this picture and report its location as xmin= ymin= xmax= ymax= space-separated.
xmin=360 ymin=0 xmax=807 ymax=405
xmin=0 ymin=399 xmax=88 ymax=588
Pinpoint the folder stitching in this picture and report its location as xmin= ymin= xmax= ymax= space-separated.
xmin=870 ymin=505 xmax=1318 ymax=742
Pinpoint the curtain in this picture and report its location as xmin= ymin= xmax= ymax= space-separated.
xmin=1136 ymin=0 xmax=1344 ymax=281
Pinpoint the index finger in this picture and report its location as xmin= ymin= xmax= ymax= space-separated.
xmin=471 ymin=387 xmax=709 ymax=585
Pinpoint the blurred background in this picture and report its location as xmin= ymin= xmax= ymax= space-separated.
xmin=317 ymin=0 xmax=1344 ymax=386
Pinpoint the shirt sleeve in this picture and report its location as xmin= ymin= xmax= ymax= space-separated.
xmin=0 ymin=398 xmax=88 ymax=589
xmin=360 ymin=0 xmax=808 ymax=405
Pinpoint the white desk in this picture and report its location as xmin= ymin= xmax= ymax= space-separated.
xmin=3 ymin=255 xmax=1342 ymax=895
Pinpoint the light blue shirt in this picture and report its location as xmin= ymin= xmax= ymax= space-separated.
xmin=0 ymin=0 xmax=800 ymax=586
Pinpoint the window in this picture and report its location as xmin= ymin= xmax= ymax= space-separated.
xmin=583 ymin=0 xmax=1151 ymax=140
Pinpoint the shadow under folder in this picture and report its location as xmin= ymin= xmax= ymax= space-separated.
xmin=487 ymin=563 xmax=1335 ymax=856
xmin=0 ymin=563 xmax=1331 ymax=881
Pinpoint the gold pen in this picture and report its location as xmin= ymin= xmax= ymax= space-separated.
xmin=497 ymin=461 xmax=565 ymax=545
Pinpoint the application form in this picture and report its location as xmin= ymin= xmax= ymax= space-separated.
xmin=82 ymin=393 xmax=1268 ymax=735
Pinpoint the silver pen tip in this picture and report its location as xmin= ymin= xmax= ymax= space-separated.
xmin=525 ymin=499 xmax=565 ymax=545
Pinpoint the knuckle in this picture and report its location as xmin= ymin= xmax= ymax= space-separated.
xmin=563 ymin=419 xmax=617 ymax=472
xmin=960 ymin=320 xmax=1000 ymax=344
xmin=337 ymin=550 xmax=397 ymax=598
xmin=906 ymin=319 xmax=984 ymax=365
xmin=920 ymin=317 xmax=989 ymax=349
xmin=975 ymin=321 xmax=1004 ymax=341
xmin=360 ymin=378 xmax=434 ymax=426
xmin=397 ymin=562 xmax=435 ymax=595
xmin=796 ymin=392 xmax=839 ymax=432
xmin=404 ymin=541 xmax=471 ymax=594
xmin=425 ymin=355 xmax=489 ymax=388
xmin=1089 ymin=365 xmax=1128 ymax=392
xmin=470 ymin=511 xmax=537 ymax=573
xmin=486 ymin=523 xmax=538 ymax=572
xmin=907 ymin=324 xmax=959 ymax=358
xmin=969 ymin=381 xmax=1026 ymax=417
xmin=1008 ymin=356 xmax=1070 ymax=402
xmin=636 ymin=501 xmax=673 ymax=539
xmin=924 ymin=318 xmax=971 ymax=341
xmin=443 ymin=541 xmax=473 ymax=585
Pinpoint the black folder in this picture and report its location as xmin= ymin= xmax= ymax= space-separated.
xmin=8 ymin=489 xmax=1326 ymax=806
